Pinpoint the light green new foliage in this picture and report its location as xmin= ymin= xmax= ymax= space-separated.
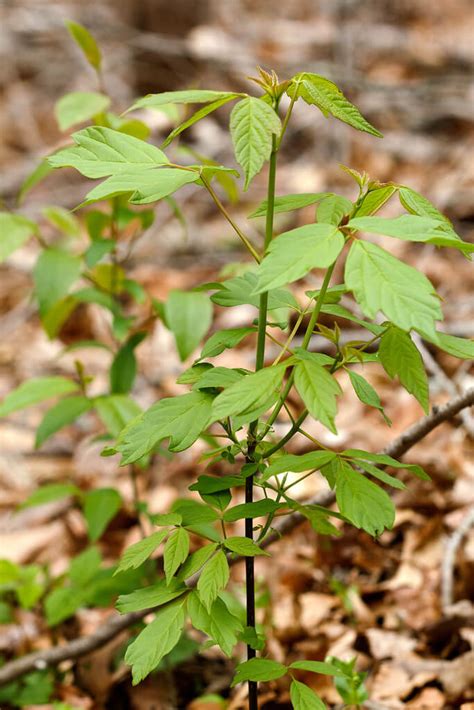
xmin=5 ymin=32 xmax=473 ymax=708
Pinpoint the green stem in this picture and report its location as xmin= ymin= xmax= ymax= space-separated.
xmin=260 ymin=262 xmax=336 ymax=439
xmin=201 ymin=175 xmax=261 ymax=263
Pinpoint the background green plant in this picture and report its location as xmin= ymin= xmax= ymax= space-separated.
xmin=0 ymin=22 xmax=473 ymax=710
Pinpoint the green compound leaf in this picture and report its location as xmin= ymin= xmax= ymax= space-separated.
xmin=65 ymin=21 xmax=101 ymax=71
xmin=342 ymin=449 xmax=429 ymax=481
xmin=334 ymin=459 xmax=395 ymax=536
xmin=420 ymin=330 xmax=474 ymax=360
xmin=231 ymin=658 xmax=287 ymax=686
xmin=347 ymin=370 xmax=391 ymax=424
xmin=129 ymin=89 xmax=242 ymax=113
xmin=223 ymin=499 xmax=282 ymax=522
xmin=211 ymin=271 xmax=299 ymax=312
xmin=41 ymin=206 xmax=81 ymax=237
xmin=289 ymin=72 xmax=382 ymax=138
xmin=344 ymin=240 xmax=442 ymax=337
xmin=253 ymin=223 xmax=344 ymax=294
xmin=48 ymin=126 xmax=169 ymax=178
xmin=162 ymin=95 xmax=241 ymax=147
xmin=197 ymin=550 xmax=229 ymax=612
xmin=398 ymin=186 xmax=453 ymax=226
xmin=290 ymin=679 xmax=327 ymax=709
xmin=116 ymin=391 xmax=214 ymax=463
xmin=83 ymin=488 xmax=122 ymax=542
xmin=316 ymin=195 xmax=352 ymax=225
xmin=348 ymin=214 xmax=473 ymax=253
xmin=263 ymin=451 xmax=336 ymax=478
xmin=199 ymin=327 xmax=255 ymax=360
xmin=83 ymin=167 xmax=199 ymax=206
xmin=164 ymin=290 xmax=213 ymax=361
xmin=124 ymin=596 xmax=186 ymax=684
xmin=294 ymin=359 xmax=342 ymax=433
xmin=35 ymin=395 xmax=93 ymax=447
xmin=115 ymin=530 xmax=168 ymax=574
xmin=0 ymin=377 xmax=79 ymax=417
xmin=116 ymin=579 xmax=185 ymax=613
xmin=94 ymin=394 xmax=142 ymax=438
xmin=230 ymin=97 xmax=281 ymax=189
xmin=187 ymin=591 xmax=243 ymax=657
xmin=33 ymin=248 xmax=81 ymax=316
xmin=176 ymin=543 xmax=218 ymax=581
xmin=352 ymin=185 xmax=398 ymax=218
xmin=21 ymin=483 xmax=80 ymax=509
xmin=209 ymin=364 xmax=287 ymax=424
xmin=163 ymin=527 xmax=190 ymax=584
xmin=223 ymin=536 xmax=270 ymax=557
xmin=249 ymin=192 xmax=331 ymax=218
xmin=379 ymin=326 xmax=429 ymax=413
xmin=0 ymin=212 xmax=38 ymax=261
xmin=110 ymin=333 xmax=146 ymax=395
xmin=55 ymin=91 xmax=110 ymax=131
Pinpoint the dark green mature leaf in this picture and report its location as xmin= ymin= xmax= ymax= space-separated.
xmin=352 ymin=185 xmax=398 ymax=217
xmin=199 ymin=327 xmax=255 ymax=360
xmin=115 ymin=391 xmax=214 ymax=463
xmin=48 ymin=126 xmax=169 ymax=178
xmin=0 ymin=377 xmax=79 ymax=417
xmin=344 ymin=240 xmax=442 ymax=337
xmin=55 ymin=91 xmax=110 ymax=131
xmin=0 ymin=213 xmax=38 ymax=261
xmin=335 ymin=459 xmax=395 ymax=536
xmin=124 ymin=597 xmax=186 ymax=684
xmin=249 ymin=192 xmax=331 ymax=218
xmin=347 ymin=370 xmax=390 ymax=424
xmin=95 ymin=394 xmax=142 ymax=437
xmin=223 ymin=499 xmax=282 ymax=522
xmin=164 ymin=290 xmax=213 ymax=361
xmin=116 ymin=579 xmax=185 ymax=613
xmin=187 ymin=591 xmax=242 ymax=656
xmin=33 ymin=248 xmax=81 ymax=315
xmin=115 ymin=530 xmax=168 ymax=574
xmin=162 ymin=95 xmax=240 ymax=147
xmin=289 ymin=72 xmax=382 ymax=138
xmin=294 ymin=360 xmax=341 ymax=433
xmin=230 ymin=97 xmax=281 ymax=189
xmin=379 ymin=326 xmax=429 ymax=413
xmin=83 ymin=167 xmax=199 ymax=205
xmin=224 ymin=537 xmax=270 ymax=557
xmin=195 ymin=367 xmax=245 ymax=390
xmin=45 ymin=587 xmax=84 ymax=627
xmin=35 ymin=395 xmax=93 ymax=447
xmin=263 ymin=451 xmax=336 ymax=478
xmin=83 ymin=488 xmax=122 ymax=541
xmin=66 ymin=20 xmax=101 ymax=70
xmin=253 ymin=224 xmax=344 ymax=294
xmin=232 ymin=658 xmax=287 ymax=686
xmin=348 ymin=215 xmax=472 ymax=253
xmin=197 ymin=550 xmax=229 ymax=611
xmin=163 ymin=528 xmax=190 ymax=584
xmin=129 ymin=89 xmax=242 ymax=113
xmin=290 ymin=679 xmax=327 ymax=709
xmin=189 ymin=475 xmax=244 ymax=494
xmin=209 ymin=364 xmax=287 ymax=424
xmin=110 ymin=333 xmax=146 ymax=394
xmin=316 ymin=195 xmax=352 ymax=225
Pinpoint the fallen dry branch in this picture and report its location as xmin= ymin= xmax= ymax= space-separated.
xmin=0 ymin=387 xmax=472 ymax=687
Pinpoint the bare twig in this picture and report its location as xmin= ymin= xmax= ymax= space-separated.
xmin=441 ymin=504 xmax=474 ymax=612
xmin=0 ymin=388 xmax=472 ymax=686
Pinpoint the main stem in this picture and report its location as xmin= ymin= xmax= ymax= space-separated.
xmin=245 ymin=135 xmax=278 ymax=710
